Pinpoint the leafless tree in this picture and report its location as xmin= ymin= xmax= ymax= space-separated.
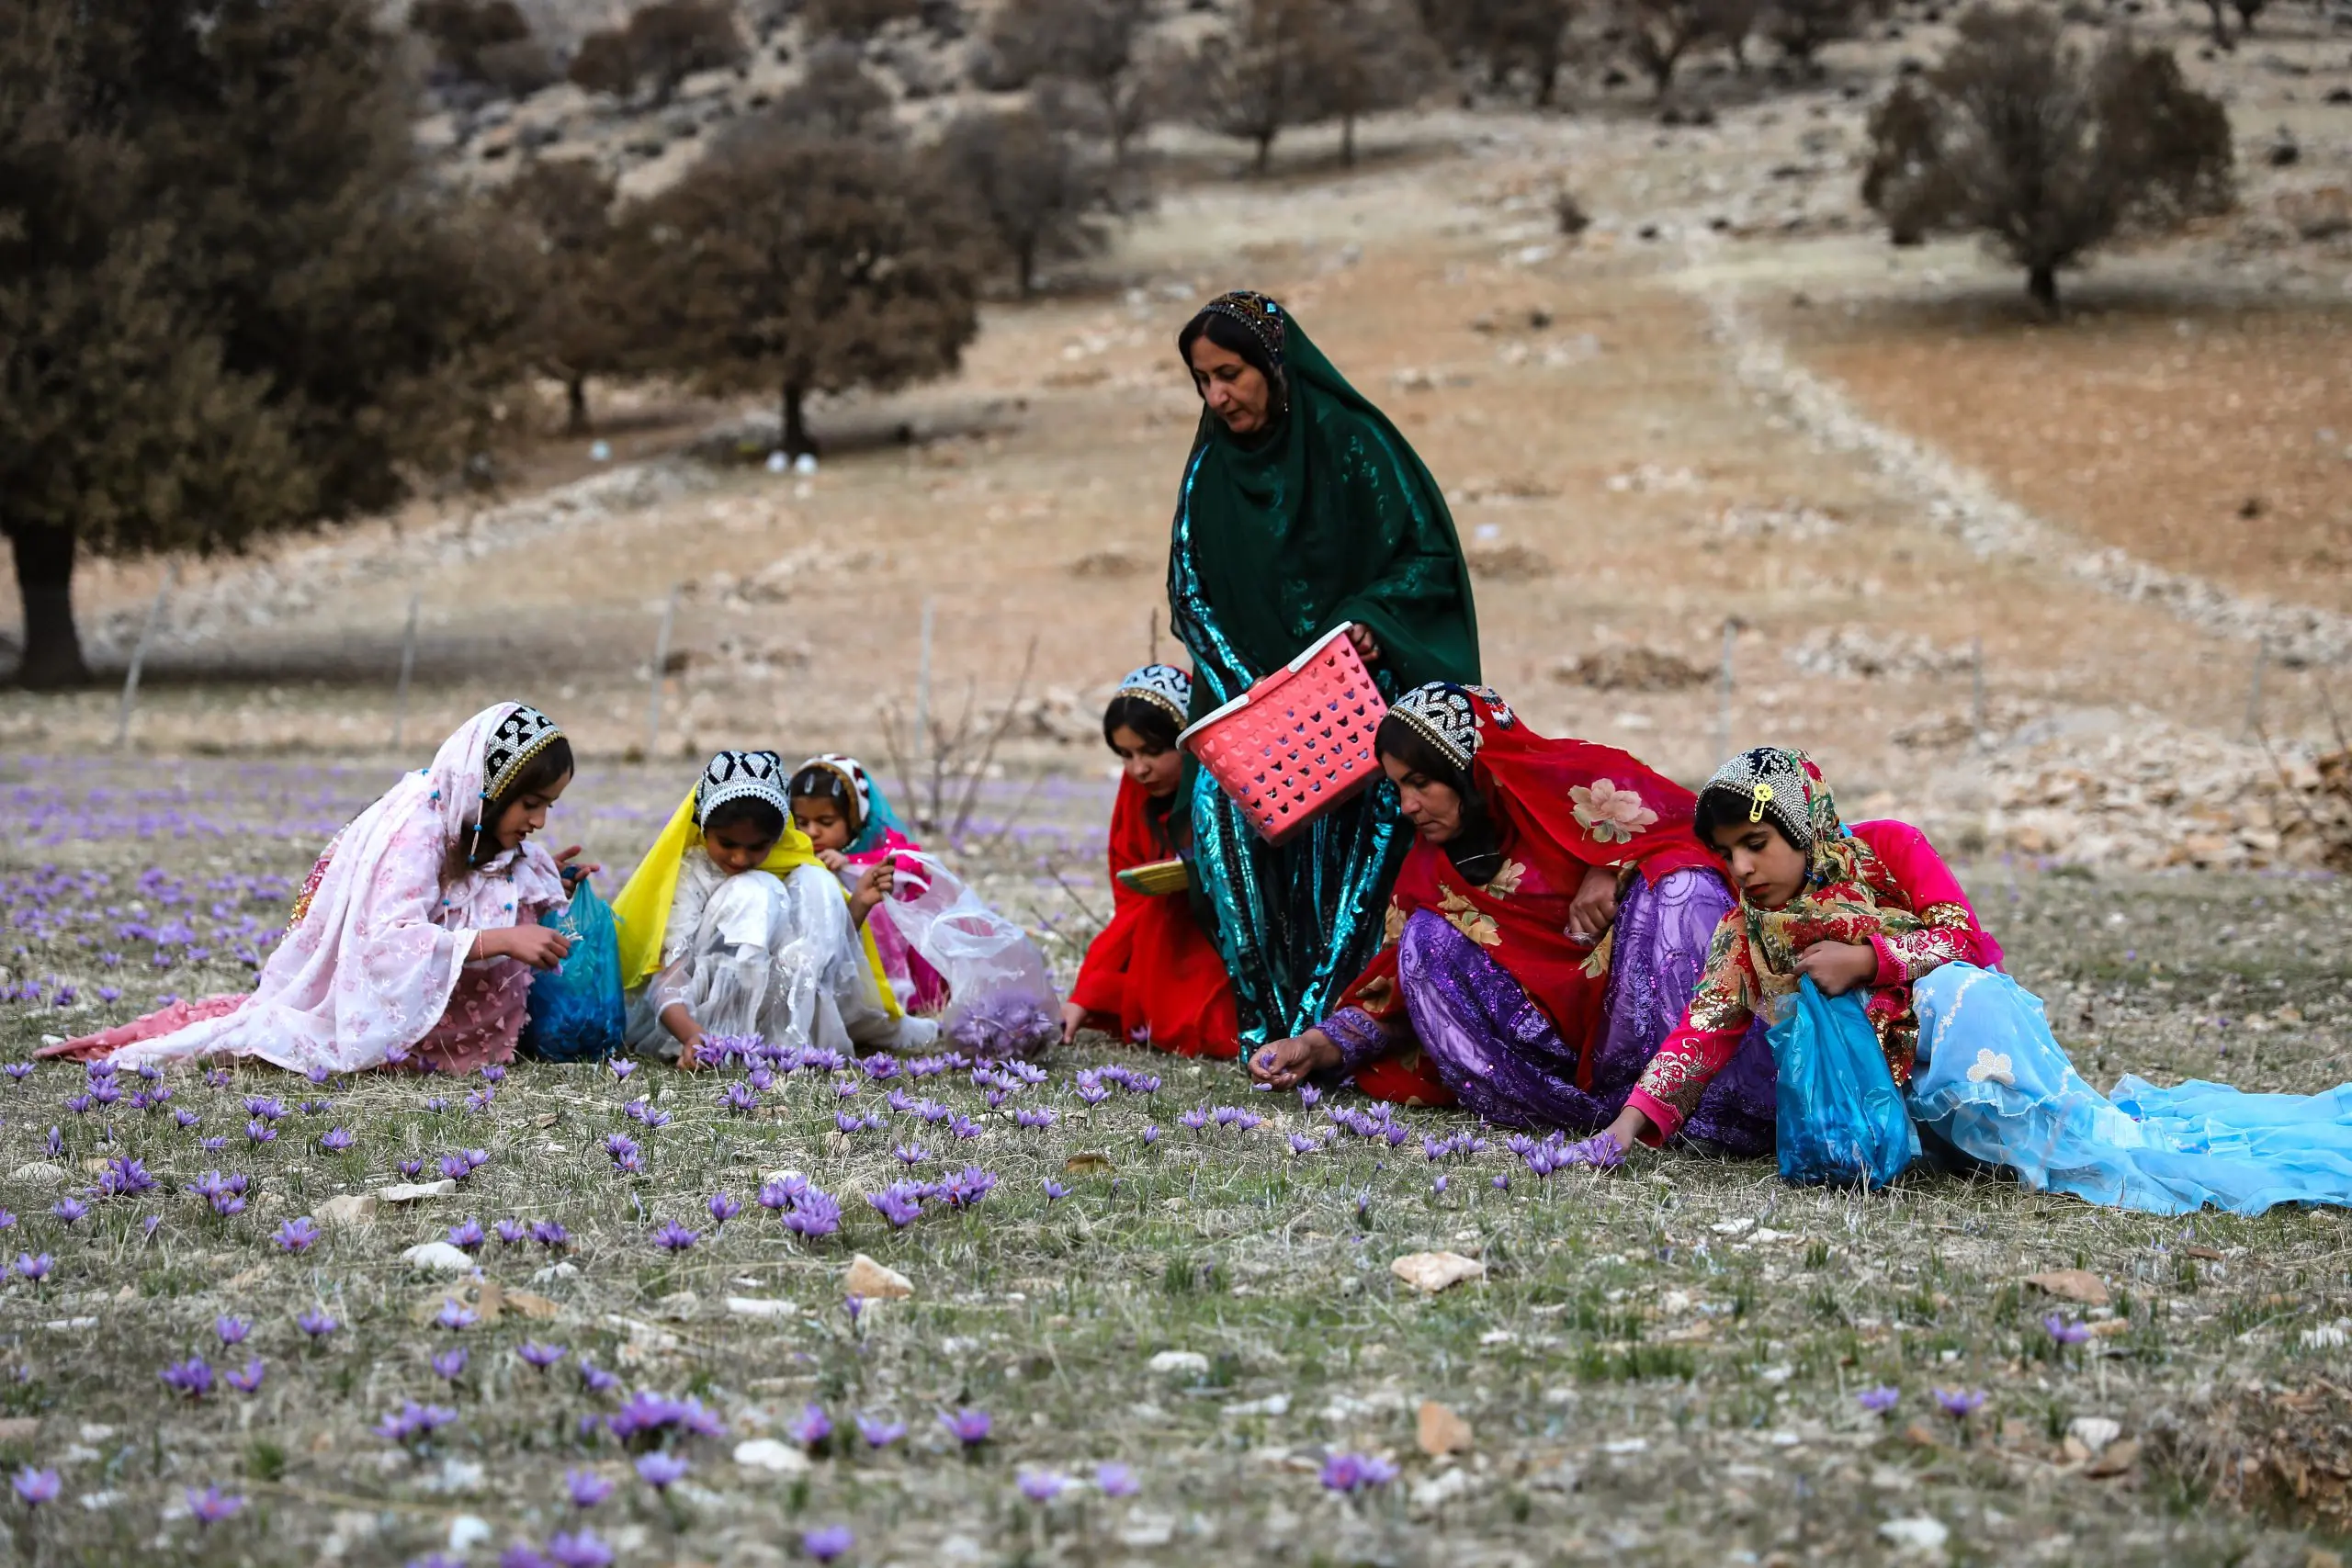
xmin=986 ymin=0 xmax=1161 ymax=165
xmin=1188 ymin=0 xmax=1321 ymax=175
xmin=1762 ymin=0 xmax=1874 ymax=72
xmin=1305 ymin=0 xmax=1442 ymax=163
xmin=1860 ymin=4 xmax=2233 ymax=313
xmin=940 ymin=105 xmax=1114 ymax=294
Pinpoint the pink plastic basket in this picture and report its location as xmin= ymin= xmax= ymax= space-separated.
xmin=1180 ymin=625 xmax=1389 ymax=845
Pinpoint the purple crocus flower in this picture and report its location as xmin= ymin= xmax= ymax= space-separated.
xmin=519 ymin=1341 xmax=567 ymax=1371
xmin=565 ymin=1468 xmax=613 ymax=1509
xmin=1095 ymin=1461 xmax=1139 ymax=1497
xmin=1017 ymin=1470 xmax=1066 ymax=1504
xmin=432 ymin=1348 xmax=469 ymax=1382
xmin=650 ymin=1221 xmax=700 ymax=1253
xmin=495 ymin=1219 xmax=528 ymax=1246
xmin=12 ymin=1466 xmax=61 ymax=1507
xmin=161 ymin=1357 xmax=213 ymax=1398
xmin=2044 ymin=1314 xmax=2093 ymax=1347
xmin=225 ymin=1359 xmax=266 ymax=1394
xmin=1934 ymin=1388 xmax=1987 ymax=1420
xmin=1 ymin=1066 xmax=28 ymax=1085
xmin=243 ymin=1120 xmax=276 ymax=1145
xmin=941 ymin=1407 xmax=991 ymax=1448
xmin=215 ymin=1315 xmax=250 ymax=1347
xmin=532 ymin=1220 xmax=570 ymax=1250
xmin=298 ymin=1309 xmax=338 ymax=1338
xmin=578 ymin=1359 xmax=620 ymax=1395
xmin=1041 ymin=1179 xmax=1069 ymax=1201
xmin=787 ymin=1404 xmax=832 ymax=1448
xmin=447 ymin=1218 xmax=487 ymax=1254
xmin=1858 ymin=1385 xmax=1901 ymax=1414
xmin=174 ymin=1108 xmax=200 ymax=1129
xmin=802 ymin=1525 xmax=854 ymax=1563
xmin=439 ymin=1155 xmax=470 ymax=1183
xmin=184 ymin=1485 xmax=245 ymax=1527
xmin=374 ymin=1400 xmax=458 ymax=1443
xmin=856 ymin=1414 xmax=905 ymax=1449
xmin=1141 ymin=1123 xmax=1160 ymax=1145
xmin=318 ymin=1127 xmax=355 ymax=1154
xmin=398 ymin=1158 xmax=425 ymax=1180
xmin=634 ymin=1452 xmax=688 ymax=1490
xmin=608 ymin=1059 xmax=637 ymax=1081
xmin=49 ymin=1198 xmax=86 ymax=1226
xmin=866 ymin=1188 xmax=923 ymax=1228
xmin=545 ymin=1531 xmax=615 ymax=1568
xmin=893 ymin=1144 xmax=929 ymax=1168
xmin=272 ymin=1217 xmax=322 ymax=1254
xmin=1320 ymin=1452 xmax=1398 ymax=1493
xmin=707 ymin=1191 xmax=742 ymax=1227
xmin=435 ymin=1299 xmax=479 ymax=1332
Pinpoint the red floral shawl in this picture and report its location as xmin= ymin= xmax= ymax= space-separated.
xmin=1337 ymin=688 xmax=1721 ymax=1072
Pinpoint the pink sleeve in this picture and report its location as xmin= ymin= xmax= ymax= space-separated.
xmin=1851 ymin=819 xmax=2005 ymax=976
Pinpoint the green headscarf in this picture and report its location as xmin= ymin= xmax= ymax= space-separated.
xmin=1170 ymin=291 xmax=1479 ymax=704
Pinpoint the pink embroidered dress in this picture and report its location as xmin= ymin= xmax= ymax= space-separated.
xmin=41 ymin=704 xmax=570 ymax=1077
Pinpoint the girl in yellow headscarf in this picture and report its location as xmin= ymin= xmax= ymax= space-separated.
xmin=610 ymin=750 xmax=931 ymax=1067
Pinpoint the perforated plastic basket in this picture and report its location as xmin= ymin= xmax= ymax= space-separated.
xmin=1179 ymin=625 xmax=1389 ymax=845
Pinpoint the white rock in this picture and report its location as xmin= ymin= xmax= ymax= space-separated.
xmin=2065 ymin=1416 xmax=2121 ymax=1454
xmin=1223 ymin=1393 xmax=1288 ymax=1418
xmin=843 ymin=1253 xmax=911 ymax=1300
xmin=732 ymin=1438 xmax=810 ymax=1474
xmin=377 ymin=1180 xmax=457 ymax=1204
xmin=1116 ymin=1509 xmax=1176 ymax=1548
xmin=313 ymin=1194 xmax=378 ymax=1228
xmin=400 ymin=1241 xmax=476 ymax=1275
xmin=1879 ymin=1517 xmax=1950 ymax=1554
xmin=1408 ymin=1466 xmax=1479 ymax=1515
xmin=8 ymin=1163 xmax=66 ymax=1185
xmin=725 ymin=1297 xmax=794 ymax=1319
xmin=447 ymin=1516 xmax=492 ymax=1551
xmin=1148 ymin=1350 xmax=1209 ymax=1377
xmin=532 ymin=1261 xmax=580 ymax=1283
xmin=1389 ymin=1251 xmax=1487 ymax=1293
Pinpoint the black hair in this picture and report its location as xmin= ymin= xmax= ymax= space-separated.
xmin=1373 ymin=715 xmax=1503 ymax=885
xmin=1693 ymin=784 xmax=1792 ymax=854
xmin=701 ymin=795 xmax=786 ymax=840
xmin=786 ymin=765 xmax=863 ymax=832
xmin=1102 ymin=692 xmax=1182 ymax=752
xmin=1176 ymin=309 xmax=1287 ymax=416
xmin=447 ymin=735 xmax=574 ymax=883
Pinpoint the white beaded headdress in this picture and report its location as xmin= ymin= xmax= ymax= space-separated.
xmin=694 ymin=750 xmax=787 ymax=826
xmin=1388 ymin=682 xmax=1480 ymax=776
xmin=1116 ymin=664 xmax=1193 ymax=728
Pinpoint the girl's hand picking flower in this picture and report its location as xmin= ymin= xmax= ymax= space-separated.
xmin=1058 ymin=1000 xmax=1087 ymax=1045
xmin=1247 ymin=1031 xmax=1340 ymax=1092
xmin=554 ymin=844 xmax=601 ymax=885
xmin=1794 ymin=940 xmax=1877 ymax=998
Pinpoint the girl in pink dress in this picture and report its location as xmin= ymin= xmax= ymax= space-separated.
xmin=40 ymin=703 xmax=588 ymax=1077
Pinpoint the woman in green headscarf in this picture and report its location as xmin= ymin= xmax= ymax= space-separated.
xmin=1166 ymin=289 xmax=1480 ymax=1050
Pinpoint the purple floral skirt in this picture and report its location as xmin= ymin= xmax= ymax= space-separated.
xmin=1396 ymin=869 xmax=1775 ymax=1156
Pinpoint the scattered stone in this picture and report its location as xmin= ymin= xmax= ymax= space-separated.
xmin=2084 ymin=1438 xmax=2142 ymax=1479
xmin=1879 ymin=1516 xmax=1949 ymax=1553
xmin=312 ymin=1194 xmax=378 ymax=1229
xmin=1223 ymin=1393 xmax=1288 ymax=1418
xmin=1553 ymin=645 xmax=1711 ymax=693
xmin=1787 ymin=626 xmax=1973 ymax=680
xmin=1390 ymin=1251 xmax=1487 ymax=1294
xmin=400 ymin=1241 xmax=476 ymax=1276
xmin=2023 ymin=1269 xmax=2110 ymax=1307
xmin=1408 ymin=1465 xmax=1479 ymax=1515
xmin=732 ymin=1438 xmax=810 ymax=1475
xmin=2066 ymin=1416 xmax=2121 ymax=1454
xmin=447 ymin=1516 xmax=493 ymax=1553
xmin=1148 ymin=1350 xmax=1209 ymax=1377
xmin=8 ymin=1162 xmax=66 ymax=1185
xmin=378 ymin=1180 xmax=458 ymax=1204
xmin=843 ymin=1254 xmax=912 ymax=1301
xmin=1465 ymin=543 xmax=1555 ymax=582
xmin=0 ymin=1418 xmax=38 ymax=1444
xmin=1528 ymin=1460 xmax=1580 ymax=1493
xmin=1062 ymin=1153 xmax=1114 ymax=1173
xmin=655 ymin=1292 xmax=700 ymax=1322
xmin=1417 ymin=1400 xmax=1474 ymax=1456
xmin=726 ymin=1297 xmax=794 ymax=1320
xmin=532 ymin=1261 xmax=581 ymax=1284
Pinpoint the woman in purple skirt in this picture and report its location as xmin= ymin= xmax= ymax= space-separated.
xmin=1245 ymin=683 xmax=1776 ymax=1156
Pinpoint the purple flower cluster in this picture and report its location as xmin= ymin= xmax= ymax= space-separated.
xmin=375 ymin=1400 xmax=459 ymax=1444
xmin=1319 ymin=1452 xmax=1399 ymax=1493
xmin=185 ymin=1169 xmax=251 ymax=1217
xmin=606 ymin=1389 xmax=724 ymax=1445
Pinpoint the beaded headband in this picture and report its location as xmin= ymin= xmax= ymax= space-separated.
xmin=695 ymin=750 xmax=787 ymax=826
xmin=482 ymin=705 xmax=563 ymax=804
xmin=791 ymin=753 xmax=872 ymax=833
xmin=1700 ymin=747 xmax=1817 ymax=854
xmin=1115 ymin=664 xmax=1193 ymax=729
xmin=1199 ymin=290 xmax=1287 ymax=370
xmin=1387 ymin=682 xmax=1480 ymax=777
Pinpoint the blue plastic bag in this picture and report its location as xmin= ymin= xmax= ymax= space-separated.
xmin=520 ymin=879 xmax=625 ymax=1064
xmin=1770 ymin=977 xmax=1918 ymax=1188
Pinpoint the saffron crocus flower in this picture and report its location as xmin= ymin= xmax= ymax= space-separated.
xmin=1934 ymin=1388 xmax=1987 ymax=1420
xmin=941 ymin=1407 xmax=991 ymax=1448
xmin=635 ymin=1452 xmax=688 ymax=1490
xmin=273 ymin=1217 xmax=322 ymax=1254
xmin=12 ymin=1466 xmax=61 ymax=1507
xmin=784 ymin=1190 xmax=843 ymax=1239
xmin=565 ymin=1468 xmax=613 ymax=1509
xmin=447 ymin=1218 xmax=487 ymax=1254
xmin=802 ymin=1525 xmax=854 ymax=1563
xmin=374 ymin=1400 xmax=458 ymax=1443
xmin=1096 ymin=1461 xmax=1139 ymax=1497
xmin=1017 ymin=1470 xmax=1066 ymax=1504
xmin=856 ymin=1415 xmax=905 ymax=1449
xmin=1 ymin=1065 xmax=28 ymax=1085
xmin=608 ymin=1060 xmax=637 ymax=1081
xmin=432 ymin=1348 xmax=469 ymax=1382
xmin=50 ymin=1198 xmax=87 ymax=1226
xmin=435 ymin=1299 xmax=478 ymax=1331
xmin=98 ymin=1155 xmax=155 ymax=1196
xmin=1178 ymin=1108 xmax=1209 ymax=1131
xmin=1041 ymin=1179 xmax=1069 ymax=1201
xmin=578 ymin=1360 xmax=620 ymax=1395
xmin=161 ymin=1358 xmax=213 ymax=1398
xmin=787 ymin=1404 xmax=831 ymax=1448
xmin=545 ymin=1531 xmax=615 ymax=1568
xmin=243 ymin=1120 xmax=277 ymax=1145
xmin=2044 ymin=1314 xmax=2093 ymax=1347
xmin=532 ymin=1220 xmax=570 ymax=1250
xmin=174 ymin=1109 xmax=200 ymax=1129
xmin=298 ymin=1309 xmax=338 ymax=1339
xmin=225 ymin=1359 xmax=266 ymax=1394
xmin=866 ymin=1189 xmax=922 ymax=1228
xmin=1141 ymin=1125 xmax=1160 ymax=1145
xmin=1858 ymin=1385 xmax=1900 ymax=1415
xmin=495 ymin=1219 xmax=528 ymax=1247
xmin=650 ymin=1221 xmax=700 ymax=1253
xmin=318 ymin=1127 xmax=355 ymax=1154
xmin=1319 ymin=1452 xmax=1399 ymax=1493
xmin=707 ymin=1191 xmax=742 ymax=1227
xmin=184 ymin=1485 xmax=245 ymax=1527
xmin=893 ymin=1144 xmax=929 ymax=1168
xmin=398 ymin=1159 xmax=425 ymax=1180
xmin=439 ymin=1155 xmax=470 ymax=1183
xmin=215 ymin=1315 xmax=250 ymax=1347
xmin=519 ymin=1341 xmax=567 ymax=1371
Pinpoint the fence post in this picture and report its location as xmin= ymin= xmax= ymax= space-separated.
xmin=914 ymin=595 xmax=935 ymax=778
xmin=646 ymin=582 xmax=679 ymax=760
xmin=390 ymin=592 xmax=421 ymax=752
xmin=1713 ymin=619 xmax=1736 ymax=763
xmin=2243 ymin=636 xmax=2267 ymax=741
xmin=114 ymin=563 xmax=178 ymax=750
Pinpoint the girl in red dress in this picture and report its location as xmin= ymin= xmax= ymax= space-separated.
xmin=1061 ymin=666 xmax=1239 ymax=1059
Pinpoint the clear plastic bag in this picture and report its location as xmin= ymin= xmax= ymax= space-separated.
xmin=521 ymin=880 xmax=627 ymax=1064
xmin=1770 ymin=977 xmax=1918 ymax=1189
xmin=868 ymin=852 xmax=1057 ymax=1060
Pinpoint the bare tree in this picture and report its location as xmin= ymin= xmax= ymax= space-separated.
xmin=567 ymin=0 xmax=745 ymax=104
xmin=940 ymin=105 xmax=1114 ymax=295
xmin=986 ymin=0 xmax=1160 ymax=165
xmin=1305 ymin=0 xmax=1442 ymax=163
xmin=507 ymin=160 xmax=635 ymax=434
xmin=1427 ymin=0 xmax=1576 ymax=107
xmin=1190 ymin=0 xmax=1320 ymax=175
xmin=2232 ymin=0 xmax=2269 ymax=34
xmin=1763 ymin=0 xmax=1872 ymax=72
xmin=771 ymin=37 xmax=897 ymax=137
xmin=1861 ymin=4 xmax=2233 ymax=313
xmin=1616 ymin=0 xmax=1742 ymax=97
xmin=618 ymin=126 xmax=984 ymax=456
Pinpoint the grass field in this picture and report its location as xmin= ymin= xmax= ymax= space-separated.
xmin=4 ymin=754 xmax=2352 ymax=1566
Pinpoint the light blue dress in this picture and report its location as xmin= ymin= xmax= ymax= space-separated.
xmin=1905 ymin=964 xmax=2352 ymax=1215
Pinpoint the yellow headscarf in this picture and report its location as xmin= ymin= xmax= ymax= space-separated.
xmin=608 ymin=784 xmax=900 ymax=1018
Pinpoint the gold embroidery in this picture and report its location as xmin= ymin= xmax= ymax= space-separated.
xmin=1357 ymin=973 xmax=1400 ymax=1019
xmin=1579 ymin=925 xmax=1614 ymax=979
xmin=1437 ymin=890 xmax=1501 ymax=948
xmin=1483 ymin=860 xmax=1526 ymax=899
xmin=1570 ymin=779 xmax=1658 ymax=845
xmin=1634 ymin=1053 xmax=1710 ymax=1115
xmin=1384 ymin=901 xmax=1408 ymax=944
xmin=1917 ymin=901 xmax=1973 ymax=930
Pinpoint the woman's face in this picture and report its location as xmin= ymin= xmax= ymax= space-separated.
xmin=1110 ymin=725 xmax=1183 ymax=799
xmin=1707 ymin=818 xmax=1809 ymax=910
xmin=492 ymin=771 xmax=571 ymax=852
xmin=1382 ymin=754 xmax=1464 ymax=844
xmin=792 ymin=795 xmax=854 ymax=853
xmin=1188 ymin=336 xmax=1272 ymax=437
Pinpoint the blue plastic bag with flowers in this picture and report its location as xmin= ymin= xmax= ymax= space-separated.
xmin=520 ymin=878 xmax=625 ymax=1063
xmin=1770 ymin=977 xmax=1918 ymax=1189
